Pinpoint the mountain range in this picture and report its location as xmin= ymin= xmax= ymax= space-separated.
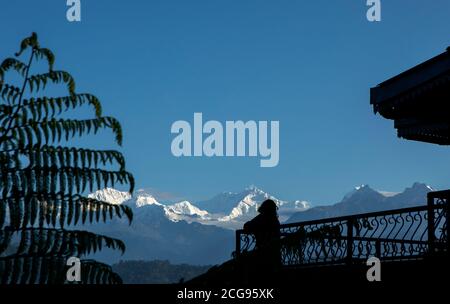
xmin=86 ymin=183 xmax=433 ymax=265
xmin=89 ymin=186 xmax=311 ymax=230
xmin=286 ymin=182 xmax=433 ymax=223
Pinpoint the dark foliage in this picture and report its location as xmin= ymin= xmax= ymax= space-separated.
xmin=112 ymin=260 xmax=212 ymax=284
xmin=0 ymin=33 xmax=134 ymax=284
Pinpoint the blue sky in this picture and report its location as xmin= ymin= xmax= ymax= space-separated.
xmin=1 ymin=1 xmax=449 ymax=204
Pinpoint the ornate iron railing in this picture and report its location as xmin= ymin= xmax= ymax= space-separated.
xmin=235 ymin=190 xmax=449 ymax=267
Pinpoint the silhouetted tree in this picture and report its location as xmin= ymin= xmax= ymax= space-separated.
xmin=0 ymin=33 xmax=134 ymax=284
xmin=112 ymin=260 xmax=212 ymax=284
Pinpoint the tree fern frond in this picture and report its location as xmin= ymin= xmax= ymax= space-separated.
xmin=0 ymin=192 xmax=133 ymax=229
xmin=0 ymin=83 xmax=21 ymax=105
xmin=1 ymin=166 xmax=133 ymax=196
xmin=1 ymin=228 xmax=125 ymax=257
xmin=0 ymin=256 xmax=65 ymax=284
xmin=80 ymin=260 xmax=122 ymax=284
xmin=0 ymin=58 xmax=28 ymax=81
xmin=3 ymin=146 xmax=126 ymax=170
xmin=34 ymin=48 xmax=55 ymax=71
xmin=0 ymin=256 xmax=123 ymax=284
xmin=19 ymin=94 xmax=102 ymax=118
xmin=8 ymin=116 xmax=123 ymax=147
xmin=14 ymin=33 xmax=39 ymax=57
xmin=28 ymin=71 xmax=75 ymax=95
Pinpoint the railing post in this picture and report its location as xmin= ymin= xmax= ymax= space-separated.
xmin=444 ymin=194 xmax=450 ymax=253
xmin=346 ymin=219 xmax=354 ymax=264
xmin=447 ymin=203 xmax=450 ymax=253
xmin=375 ymin=240 xmax=381 ymax=258
xmin=235 ymin=230 xmax=241 ymax=259
xmin=427 ymin=192 xmax=435 ymax=255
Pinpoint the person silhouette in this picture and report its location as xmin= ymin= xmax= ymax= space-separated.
xmin=243 ymin=199 xmax=281 ymax=271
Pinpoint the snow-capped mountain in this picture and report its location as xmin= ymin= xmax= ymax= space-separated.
xmin=286 ymin=182 xmax=434 ymax=223
xmin=89 ymin=186 xmax=311 ymax=229
xmin=166 ymin=201 xmax=209 ymax=217
xmin=342 ymin=184 xmax=370 ymax=201
xmin=135 ymin=191 xmax=162 ymax=208
xmin=195 ymin=188 xmax=261 ymax=215
xmin=210 ymin=186 xmax=310 ymax=226
xmin=90 ymin=188 xmax=206 ymax=222
xmin=164 ymin=201 xmax=210 ymax=222
xmin=88 ymin=188 xmax=131 ymax=205
xmin=213 ymin=186 xmax=277 ymax=222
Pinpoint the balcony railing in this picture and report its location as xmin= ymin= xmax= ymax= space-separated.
xmin=235 ymin=190 xmax=449 ymax=267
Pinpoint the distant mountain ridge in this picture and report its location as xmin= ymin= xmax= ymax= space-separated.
xmin=286 ymin=182 xmax=433 ymax=223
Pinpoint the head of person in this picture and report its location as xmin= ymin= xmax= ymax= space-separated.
xmin=258 ymin=199 xmax=278 ymax=216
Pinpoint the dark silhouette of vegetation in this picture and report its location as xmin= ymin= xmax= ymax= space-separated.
xmin=0 ymin=33 xmax=134 ymax=284
xmin=112 ymin=260 xmax=212 ymax=284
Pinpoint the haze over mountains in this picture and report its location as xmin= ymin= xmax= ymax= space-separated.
xmin=87 ymin=183 xmax=433 ymax=265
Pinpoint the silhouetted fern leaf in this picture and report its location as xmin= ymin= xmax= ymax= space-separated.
xmin=0 ymin=33 xmax=134 ymax=284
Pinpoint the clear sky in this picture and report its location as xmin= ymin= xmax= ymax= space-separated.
xmin=1 ymin=1 xmax=449 ymax=204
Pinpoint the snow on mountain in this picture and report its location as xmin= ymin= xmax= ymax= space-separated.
xmin=166 ymin=201 xmax=209 ymax=217
xmin=342 ymin=184 xmax=368 ymax=200
xmin=88 ymin=188 xmax=210 ymax=224
xmin=196 ymin=190 xmax=255 ymax=215
xmin=89 ymin=183 xmax=433 ymax=227
xmin=88 ymin=188 xmax=131 ymax=205
xmin=90 ymin=183 xmax=432 ymax=230
xmin=293 ymin=200 xmax=310 ymax=209
xmin=89 ymin=186 xmax=311 ymax=229
xmin=219 ymin=201 xmax=255 ymax=222
xmin=212 ymin=186 xmax=310 ymax=227
xmin=216 ymin=186 xmax=272 ymax=221
xmin=287 ymin=182 xmax=434 ymax=223
xmin=135 ymin=190 xmax=162 ymax=207
xmin=164 ymin=201 xmax=210 ymax=222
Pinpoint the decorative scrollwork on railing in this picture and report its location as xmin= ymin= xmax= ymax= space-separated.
xmin=236 ymin=190 xmax=448 ymax=267
xmin=353 ymin=209 xmax=428 ymax=241
xmin=428 ymin=190 xmax=449 ymax=250
xmin=238 ymin=232 xmax=256 ymax=253
xmin=279 ymin=220 xmax=347 ymax=265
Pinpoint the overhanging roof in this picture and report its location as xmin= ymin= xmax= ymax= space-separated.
xmin=370 ymin=47 xmax=450 ymax=145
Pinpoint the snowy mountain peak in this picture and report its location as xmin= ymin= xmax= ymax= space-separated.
xmin=410 ymin=182 xmax=434 ymax=192
xmin=88 ymin=188 xmax=131 ymax=205
xmin=166 ymin=201 xmax=208 ymax=217
xmin=135 ymin=192 xmax=162 ymax=208
xmin=215 ymin=187 xmax=310 ymax=224
xmin=355 ymin=184 xmax=369 ymax=191
xmin=243 ymin=186 xmax=274 ymax=202
xmin=342 ymin=184 xmax=384 ymax=201
xmin=244 ymin=185 xmax=268 ymax=196
xmin=340 ymin=182 xmax=435 ymax=205
xmin=293 ymin=200 xmax=311 ymax=209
